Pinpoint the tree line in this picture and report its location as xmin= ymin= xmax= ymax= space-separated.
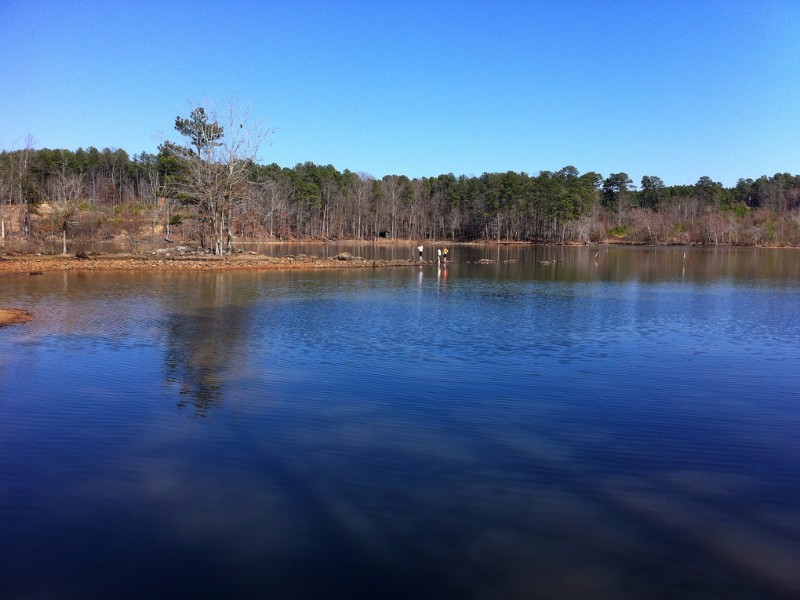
xmin=2 ymin=109 xmax=800 ymax=252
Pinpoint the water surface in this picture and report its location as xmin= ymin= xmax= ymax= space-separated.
xmin=1 ymin=246 xmax=799 ymax=598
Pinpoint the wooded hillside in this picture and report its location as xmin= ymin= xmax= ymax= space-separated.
xmin=3 ymin=140 xmax=799 ymax=252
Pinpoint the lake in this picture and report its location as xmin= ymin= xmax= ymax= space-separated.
xmin=1 ymin=245 xmax=799 ymax=599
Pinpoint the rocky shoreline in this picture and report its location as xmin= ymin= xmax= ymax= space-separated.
xmin=0 ymin=252 xmax=428 ymax=326
xmin=0 ymin=251 xmax=430 ymax=326
xmin=0 ymin=251 xmax=427 ymax=276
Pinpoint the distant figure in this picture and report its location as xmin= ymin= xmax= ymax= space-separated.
xmin=417 ymin=244 xmax=424 ymax=259
xmin=443 ymin=247 xmax=449 ymax=263
xmin=437 ymin=248 xmax=442 ymax=263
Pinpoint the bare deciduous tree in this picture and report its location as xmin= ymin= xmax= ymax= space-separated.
xmin=163 ymin=100 xmax=272 ymax=254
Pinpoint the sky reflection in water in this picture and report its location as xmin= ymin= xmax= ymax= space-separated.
xmin=0 ymin=247 xmax=799 ymax=599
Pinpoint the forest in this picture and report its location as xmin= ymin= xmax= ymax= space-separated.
xmin=2 ymin=110 xmax=800 ymax=253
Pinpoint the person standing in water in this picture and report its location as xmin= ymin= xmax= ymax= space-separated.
xmin=443 ymin=247 xmax=449 ymax=263
xmin=417 ymin=244 xmax=424 ymax=260
xmin=437 ymin=248 xmax=442 ymax=263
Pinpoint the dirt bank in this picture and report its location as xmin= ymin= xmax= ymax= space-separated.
xmin=0 ymin=252 xmax=427 ymax=276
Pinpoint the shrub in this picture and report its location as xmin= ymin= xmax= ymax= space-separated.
xmin=608 ymin=225 xmax=628 ymax=237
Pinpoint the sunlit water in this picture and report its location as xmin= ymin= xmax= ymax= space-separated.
xmin=1 ymin=246 xmax=799 ymax=599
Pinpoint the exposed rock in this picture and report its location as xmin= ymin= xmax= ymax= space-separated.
xmin=0 ymin=253 xmax=421 ymax=275
xmin=0 ymin=308 xmax=33 ymax=327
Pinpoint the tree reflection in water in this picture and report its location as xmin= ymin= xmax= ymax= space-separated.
xmin=163 ymin=273 xmax=255 ymax=417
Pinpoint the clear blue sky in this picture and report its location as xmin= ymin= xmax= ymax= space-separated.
xmin=2 ymin=0 xmax=799 ymax=187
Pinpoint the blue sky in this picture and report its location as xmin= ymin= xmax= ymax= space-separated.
xmin=2 ymin=0 xmax=799 ymax=187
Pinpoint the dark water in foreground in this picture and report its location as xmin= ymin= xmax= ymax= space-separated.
xmin=1 ymin=246 xmax=799 ymax=599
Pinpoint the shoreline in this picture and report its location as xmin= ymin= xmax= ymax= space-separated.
xmin=2 ymin=243 xmax=797 ymax=326
xmin=0 ymin=252 xmax=427 ymax=326
xmin=0 ymin=252 xmax=428 ymax=277
xmin=2 ymin=239 xmax=796 ymax=277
